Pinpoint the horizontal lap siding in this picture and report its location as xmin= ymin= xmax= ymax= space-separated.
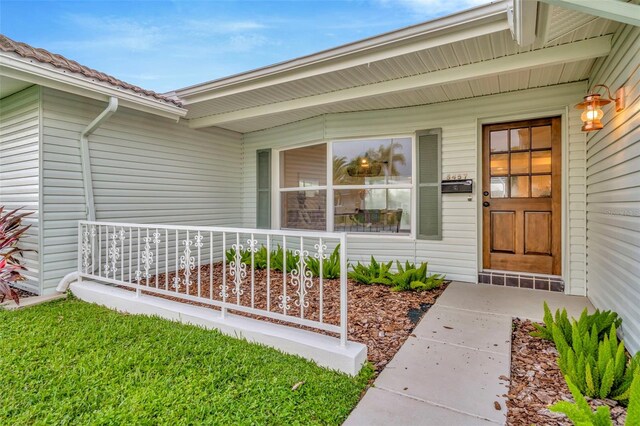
xmin=0 ymin=86 xmax=41 ymax=293
xmin=585 ymin=25 xmax=640 ymax=354
xmin=41 ymin=88 xmax=242 ymax=293
xmin=242 ymin=83 xmax=587 ymax=285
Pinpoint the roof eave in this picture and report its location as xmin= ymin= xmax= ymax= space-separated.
xmin=0 ymin=52 xmax=187 ymax=120
xmin=174 ymin=0 xmax=511 ymax=102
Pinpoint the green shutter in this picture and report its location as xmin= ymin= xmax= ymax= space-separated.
xmin=417 ymin=130 xmax=442 ymax=240
xmin=256 ymin=149 xmax=271 ymax=229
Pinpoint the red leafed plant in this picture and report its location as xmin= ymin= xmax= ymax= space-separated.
xmin=0 ymin=206 xmax=34 ymax=305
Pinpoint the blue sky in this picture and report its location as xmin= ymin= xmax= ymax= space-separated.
xmin=1 ymin=0 xmax=489 ymax=93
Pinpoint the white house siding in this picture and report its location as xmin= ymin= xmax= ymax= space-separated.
xmin=242 ymin=82 xmax=588 ymax=289
xmin=0 ymin=86 xmax=41 ymax=293
xmin=584 ymin=24 xmax=640 ymax=354
xmin=41 ymin=88 xmax=242 ymax=294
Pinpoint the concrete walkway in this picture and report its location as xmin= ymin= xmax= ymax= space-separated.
xmin=345 ymin=282 xmax=594 ymax=425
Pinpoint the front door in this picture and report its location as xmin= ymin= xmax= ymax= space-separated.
xmin=482 ymin=117 xmax=561 ymax=275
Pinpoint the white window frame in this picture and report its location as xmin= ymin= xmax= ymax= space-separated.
xmin=274 ymin=135 xmax=417 ymax=239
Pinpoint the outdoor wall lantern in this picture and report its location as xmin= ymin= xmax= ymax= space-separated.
xmin=575 ymin=84 xmax=625 ymax=132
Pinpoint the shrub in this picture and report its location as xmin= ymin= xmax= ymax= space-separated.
xmin=1 ymin=207 xmax=34 ymax=304
xmin=553 ymin=322 xmax=639 ymax=402
xmin=389 ymin=261 xmax=445 ymax=292
xmin=531 ymin=302 xmax=622 ymax=345
xmin=348 ymin=256 xmax=393 ymax=286
xmin=550 ymin=373 xmax=640 ymax=426
xmin=307 ymin=244 xmax=341 ymax=279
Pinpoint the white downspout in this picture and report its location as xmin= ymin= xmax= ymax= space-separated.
xmin=58 ymin=97 xmax=118 ymax=293
xmin=80 ymin=97 xmax=118 ymax=222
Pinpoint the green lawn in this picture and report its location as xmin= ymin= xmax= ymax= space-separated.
xmin=0 ymin=297 xmax=372 ymax=425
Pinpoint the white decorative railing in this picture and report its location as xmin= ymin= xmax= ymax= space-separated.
xmin=77 ymin=221 xmax=349 ymax=346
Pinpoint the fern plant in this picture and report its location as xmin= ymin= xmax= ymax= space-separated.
xmin=348 ymin=256 xmax=393 ymax=285
xmin=550 ymin=373 xmax=640 ymax=426
xmin=390 ymin=261 xmax=445 ymax=292
xmin=553 ymin=322 xmax=639 ymax=403
xmin=225 ymin=246 xmax=252 ymax=266
xmin=550 ymin=376 xmax=614 ymax=426
xmin=307 ymin=244 xmax=341 ymax=279
xmin=269 ymin=245 xmax=300 ymax=273
xmin=532 ymin=302 xmax=622 ymax=345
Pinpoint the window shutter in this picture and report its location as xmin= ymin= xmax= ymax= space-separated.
xmin=256 ymin=149 xmax=271 ymax=229
xmin=417 ymin=129 xmax=442 ymax=240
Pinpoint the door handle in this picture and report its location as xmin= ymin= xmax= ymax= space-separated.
xmin=483 ymin=201 xmax=490 ymax=207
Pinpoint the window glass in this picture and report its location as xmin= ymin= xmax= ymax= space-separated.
xmin=532 ymin=175 xmax=551 ymax=197
xmin=532 ymin=150 xmax=551 ymax=174
xmin=510 ymin=176 xmax=530 ymax=198
xmin=281 ymin=190 xmax=326 ymax=230
xmin=490 ymin=130 xmax=508 ymax=152
xmin=332 ymin=138 xmax=412 ymax=185
xmin=510 ymin=128 xmax=530 ymax=151
xmin=334 ymin=189 xmax=410 ymax=234
xmin=510 ymin=152 xmax=530 ymax=175
xmin=490 ymin=154 xmax=509 ymax=176
xmin=531 ymin=126 xmax=552 ymax=149
xmin=491 ymin=177 xmax=508 ymax=198
xmin=280 ymin=144 xmax=326 ymax=188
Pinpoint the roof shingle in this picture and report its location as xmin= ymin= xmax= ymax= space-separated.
xmin=0 ymin=34 xmax=183 ymax=107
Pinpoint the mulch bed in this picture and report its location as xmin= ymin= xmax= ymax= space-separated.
xmin=132 ymin=263 xmax=447 ymax=372
xmin=507 ymin=319 xmax=627 ymax=425
xmin=1 ymin=286 xmax=37 ymax=304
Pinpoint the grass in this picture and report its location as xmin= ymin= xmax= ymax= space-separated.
xmin=0 ymin=297 xmax=373 ymax=425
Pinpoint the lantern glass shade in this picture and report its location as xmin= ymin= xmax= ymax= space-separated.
xmin=575 ymin=93 xmax=611 ymax=132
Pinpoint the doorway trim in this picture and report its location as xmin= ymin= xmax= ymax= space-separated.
xmin=476 ymin=107 xmax=571 ymax=293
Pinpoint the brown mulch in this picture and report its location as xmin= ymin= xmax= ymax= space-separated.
xmin=1 ymin=286 xmax=37 ymax=304
xmin=132 ymin=263 xmax=447 ymax=371
xmin=507 ymin=319 xmax=627 ymax=426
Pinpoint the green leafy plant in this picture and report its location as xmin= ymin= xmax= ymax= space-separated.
xmin=348 ymin=256 xmax=393 ymax=286
xmin=550 ymin=373 xmax=640 ymax=426
xmin=269 ymin=245 xmax=300 ymax=273
xmin=549 ymin=376 xmax=614 ymax=426
xmin=553 ymin=321 xmax=639 ymax=402
xmin=389 ymin=261 xmax=445 ymax=292
xmin=308 ymin=244 xmax=341 ymax=279
xmin=531 ymin=302 xmax=622 ymax=345
xmin=1 ymin=206 xmax=34 ymax=305
xmin=225 ymin=246 xmax=252 ymax=266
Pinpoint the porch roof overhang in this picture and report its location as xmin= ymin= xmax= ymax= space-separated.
xmin=178 ymin=0 xmax=623 ymax=134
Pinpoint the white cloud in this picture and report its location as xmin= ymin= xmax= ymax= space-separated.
xmin=184 ymin=19 xmax=268 ymax=35
xmin=377 ymin=0 xmax=492 ymax=17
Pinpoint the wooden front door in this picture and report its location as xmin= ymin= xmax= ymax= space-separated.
xmin=482 ymin=117 xmax=561 ymax=275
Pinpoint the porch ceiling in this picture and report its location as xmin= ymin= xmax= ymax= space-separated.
xmin=179 ymin=4 xmax=621 ymax=134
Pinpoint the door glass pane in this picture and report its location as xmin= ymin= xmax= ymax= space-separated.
xmin=531 ymin=126 xmax=552 ymax=149
xmin=532 ymin=150 xmax=552 ymax=174
xmin=510 ymin=128 xmax=530 ymax=151
xmin=333 ymin=137 xmax=412 ymax=185
xmin=490 ymin=130 xmax=508 ymax=152
xmin=280 ymin=144 xmax=327 ymax=188
xmin=510 ymin=152 xmax=530 ymax=175
xmin=334 ymin=188 xmax=410 ymax=234
xmin=532 ymin=175 xmax=552 ymax=197
xmin=490 ymin=154 xmax=509 ymax=175
xmin=281 ymin=190 xmax=326 ymax=230
xmin=491 ymin=177 xmax=508 ymax=198
xmin=510 ymin=176 xmax=530 ymax=198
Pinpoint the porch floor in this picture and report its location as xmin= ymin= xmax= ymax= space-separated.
xmin=345 ymin=281 xmax=594 ymax=425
